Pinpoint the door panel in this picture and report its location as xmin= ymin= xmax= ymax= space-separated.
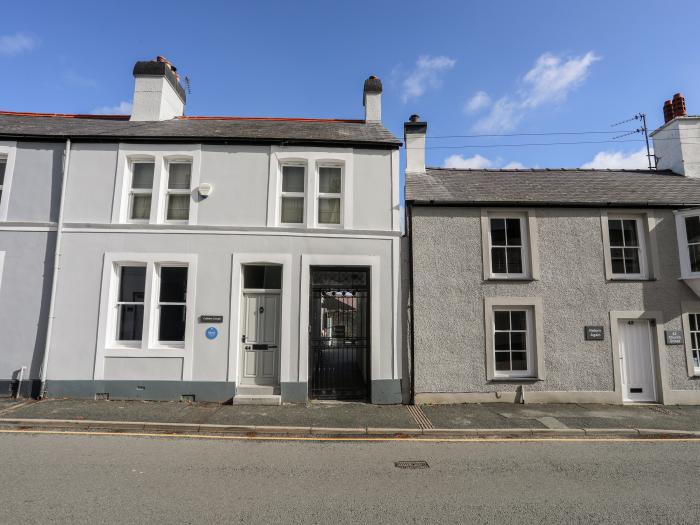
xmin=618 ymin=320 xmax=657 ymax=402
xmin=240 ymin=293 xmax=280 ymax=385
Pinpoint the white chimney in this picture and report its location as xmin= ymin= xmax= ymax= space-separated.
xmin=651 ymin=93 xmax=700 ymax=177
xmin=130 ymin=56 xmax=186 ymax=121
xmin=404 ymin=115 xmax=427 ymax=175
xmin=363 ymin=76 xmax=382 ymax=122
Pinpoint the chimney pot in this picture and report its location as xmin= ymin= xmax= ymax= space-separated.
xmin=409 ymin=114 xmax=421 ymax=122
xmin=672 ymin=92 xmax=687 ymax=118
xmin=663 ymin=100 xmax=674 ymax=123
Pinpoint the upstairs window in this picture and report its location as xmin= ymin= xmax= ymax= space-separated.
xmin=280 ymin=165 xmax=305 ymax=224
xmin=115 ymin=266 xmax=146 ymax=342
xmin=129 ymin=162 xmax=155 ymax=222
xmin=165 ymin=162 xmax=191 ymax=222
xmin=0 ymin=156 xmax=6 ymax=203
xmin=487 ymin=214 xmax=529 ymax=278
xmin=317 ymin=166 xmax=342 ymax=225
xmin=608 ymin=217 xmax=646 ymax=278
xmin=685 ymin=216 xmax=700 ymax=272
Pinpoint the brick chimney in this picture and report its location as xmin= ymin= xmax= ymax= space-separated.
xmin=652 ymin=93 xmax=700 ymax=177
xmin=130 ymin=56 xmax=186 ymax=121
xmin=404 ymin=114 xmax=427 ymax=175
xmin=363 ymin=76 xmax=382 ymax=122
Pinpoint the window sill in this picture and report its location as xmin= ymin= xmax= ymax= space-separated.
xmin=488 ymin=377 xmax=542 ymax=383
xmin=485 ymin=277 xmax=536 ymax=283
xmin=606 ymin=277 xmax=656 ymax=282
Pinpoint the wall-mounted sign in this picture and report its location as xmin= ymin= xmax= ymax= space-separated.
xmin=199 ymin=315 xmax=224 ymax=323
xmin=665 ymin=330 xmax=684 ymax=345
xmin=584 ymin=326 xmax=604 ymax=341
xmin=205 ymin=327 xmax=218 ymax=340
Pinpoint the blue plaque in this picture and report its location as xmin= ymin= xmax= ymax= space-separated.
xmin=205 ymin=327 xmax=218 ymax=340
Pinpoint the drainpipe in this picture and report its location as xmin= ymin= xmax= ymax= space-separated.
xmin=407 ymin=202 xmax=416 ymax=404
xmin=39 ymin=138 xmax=71 ymax=398
xmin=15 ymin=366 xmax=26 ymax=399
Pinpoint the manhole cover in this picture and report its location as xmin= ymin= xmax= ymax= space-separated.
xmin=395 ymin=460 xmax=430 ymax=469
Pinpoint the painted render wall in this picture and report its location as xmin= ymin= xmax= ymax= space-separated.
xmin=410 ymin=206 xmax=700 ymax=403
xmin=45 ymin=232 xmax=400 ymax=400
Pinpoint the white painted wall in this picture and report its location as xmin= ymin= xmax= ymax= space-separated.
xmin=130 ymin=76 xmax=184 ymax=121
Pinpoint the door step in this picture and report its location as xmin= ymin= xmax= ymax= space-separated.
xmin=232 ymin=394 xmax=281 ymax=406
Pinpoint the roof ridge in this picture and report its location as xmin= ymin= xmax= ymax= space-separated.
xmin=426 ymin=166 xmax=672 ymax=173
xmin=0 ymin=110 xmax=368 ymax=125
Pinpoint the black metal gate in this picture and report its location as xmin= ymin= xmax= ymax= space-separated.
xmin=309 ymin=267 xmax=370 ymax=400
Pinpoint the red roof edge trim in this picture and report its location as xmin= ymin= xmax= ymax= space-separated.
xmin=177 ymin=116 xmax=366 ymax=124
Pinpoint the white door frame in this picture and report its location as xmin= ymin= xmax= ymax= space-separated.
xmin=228 ymin=253 xmax=292 ymax=384
xmin=610 ymin=310 xmax=668 ymax=404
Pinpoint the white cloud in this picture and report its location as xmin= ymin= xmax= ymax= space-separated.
xmin=581 ymin=148 xmax=649 ymax=169
xmin=464 ymin=91 xmax=491 ymax=114
xmin=443 ymin=154 xmax=494 ymax=169
xmin=402 ymin=55 xmax=456 ymax=103
xmin=443 ymin=155 xmax=526 ymax=170
xmin=471 ymin=51 xmax=600 ymax=133
xmin=0 ymin=33 xmax=39 ymax=56
xmin=90 ymin=101 xmax=132 ymax=115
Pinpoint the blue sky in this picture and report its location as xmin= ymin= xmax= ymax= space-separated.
xmin=2 ymin=0 xmax=700 ymax=169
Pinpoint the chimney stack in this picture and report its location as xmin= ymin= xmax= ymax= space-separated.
xmin=130 ymin=56 xmax=186 ymax=121
xmin=652 ymin=93 xmax=700 ymax=177
xmin=363 ymin=76 xmax=382 ymax=122
xmin=404 ymin=114 xmax=427 ymax=175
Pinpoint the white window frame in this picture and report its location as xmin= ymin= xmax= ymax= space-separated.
xmin=480 ymin=209 xmax=539 ymax=281
xmin=266 ymin=146 xmax=354 ymax=229
xmin=675 ymin=208 xmax=700 ymax=279
xmin=315 ymin=163 xmax=344 ymax=228
xmin=491 ymin=307 xmax=534 ymax=378
xmin=601 ymin=210 xmax=657 ymax=281
xmin=112 ymin=144 xmax=201 ymax=225
xmin=163 ymin=158 xmax=194 ymax=224
xmin=606 ymin=215 xmax=647 ymax=279
xmin=681 ymin=302 xmax=700 ymax=377
xmin=279 ymin=162 xmax=307 ymax=226
xmin=0 ymin=141 xmax=18 ymax=221
xmin=94 ymin=253 xmax=198 ymax=381
xmin=151 ymin=264 xmax=190 ymax=347
xmin=126 ymin=157 xmax=156 ymax=224
xmin=484 ymin=297 xmax=545 ymax=381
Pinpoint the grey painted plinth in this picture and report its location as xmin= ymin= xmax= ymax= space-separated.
xmin=46 ymin=381 xmax=235 ymax=402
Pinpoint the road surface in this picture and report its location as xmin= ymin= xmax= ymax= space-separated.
xmin=1 ymin=432 xmax=698 ymax=523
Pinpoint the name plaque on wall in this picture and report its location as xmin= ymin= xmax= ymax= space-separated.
xmin=665 ymin=330 xmax=684 ymax=345
xmin=584 ymin=326 xmax=604 ymax=341
xmin=199 ymin=315 xmax=224 ymax=323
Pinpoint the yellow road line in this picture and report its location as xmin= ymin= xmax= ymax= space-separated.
xmin=1 ymin=428 xmax=700 ymax=443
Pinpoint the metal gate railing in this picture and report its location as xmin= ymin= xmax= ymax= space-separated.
xmin=310 ymin=268 xmax=370 ymax=400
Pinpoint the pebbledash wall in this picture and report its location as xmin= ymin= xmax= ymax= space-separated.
xmin=410 ymin=205 xmax=700 ymax=405
xmin=44 ymin=143 xmax=403 ymax=403
xmin=0 ymin=142 xmax=62 ymax=397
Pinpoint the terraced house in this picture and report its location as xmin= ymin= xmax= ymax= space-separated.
xmin=0 ymin=57 xmax=403 ymax=404
xmin=405 ymin=95 xmax=700 ymax=405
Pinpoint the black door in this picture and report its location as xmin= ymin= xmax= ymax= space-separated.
xmin=309 ymin=267 xmax=370 ymax=400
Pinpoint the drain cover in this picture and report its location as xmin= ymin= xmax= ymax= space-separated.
xmin=395 ymin=460 xmax=430 ymax=469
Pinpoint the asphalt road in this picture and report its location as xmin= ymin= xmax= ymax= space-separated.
xmin=1 ymin=433 xmax=699 ymax=524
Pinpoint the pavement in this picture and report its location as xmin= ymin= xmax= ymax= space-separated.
xmin=2 ymin=398 xmax=700 ymax=438
xmin=1 ymin=433 xmax=699 ymax=523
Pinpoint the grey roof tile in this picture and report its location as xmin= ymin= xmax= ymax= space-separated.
xmin=406 ymin=168 xmax=700 ymax=207
xmin=0 ymin=113 xmax=400 ymax=147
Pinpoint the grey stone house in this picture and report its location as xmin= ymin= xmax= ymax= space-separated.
xmin=0 ymin=58 xmax=403 ymax=404
xmin=404 ymin=103 xmax=700 ymax=405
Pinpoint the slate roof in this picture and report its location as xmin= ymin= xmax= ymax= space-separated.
xmin=0 ymin=112 xmax=400 ymax=148
xmin=405 ymin=168 xmax=700 ymax=207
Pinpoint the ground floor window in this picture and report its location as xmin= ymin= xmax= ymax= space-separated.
xmin=110 ymin=259 xmax=193 ymax=349
xmin=493 ymin=308 xmax=533 ymax=377
xmin=689 ymin=313 xmax=700 ymax=371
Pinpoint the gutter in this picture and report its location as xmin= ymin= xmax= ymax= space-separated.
xmin=39 ymin=139 xmax=71 ymax=397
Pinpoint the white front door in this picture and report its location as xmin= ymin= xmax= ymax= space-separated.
xmin=618 ymin=319 xmax=657 ymax=403
xmin=240 ymin=293 xmax=280 ymax=386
